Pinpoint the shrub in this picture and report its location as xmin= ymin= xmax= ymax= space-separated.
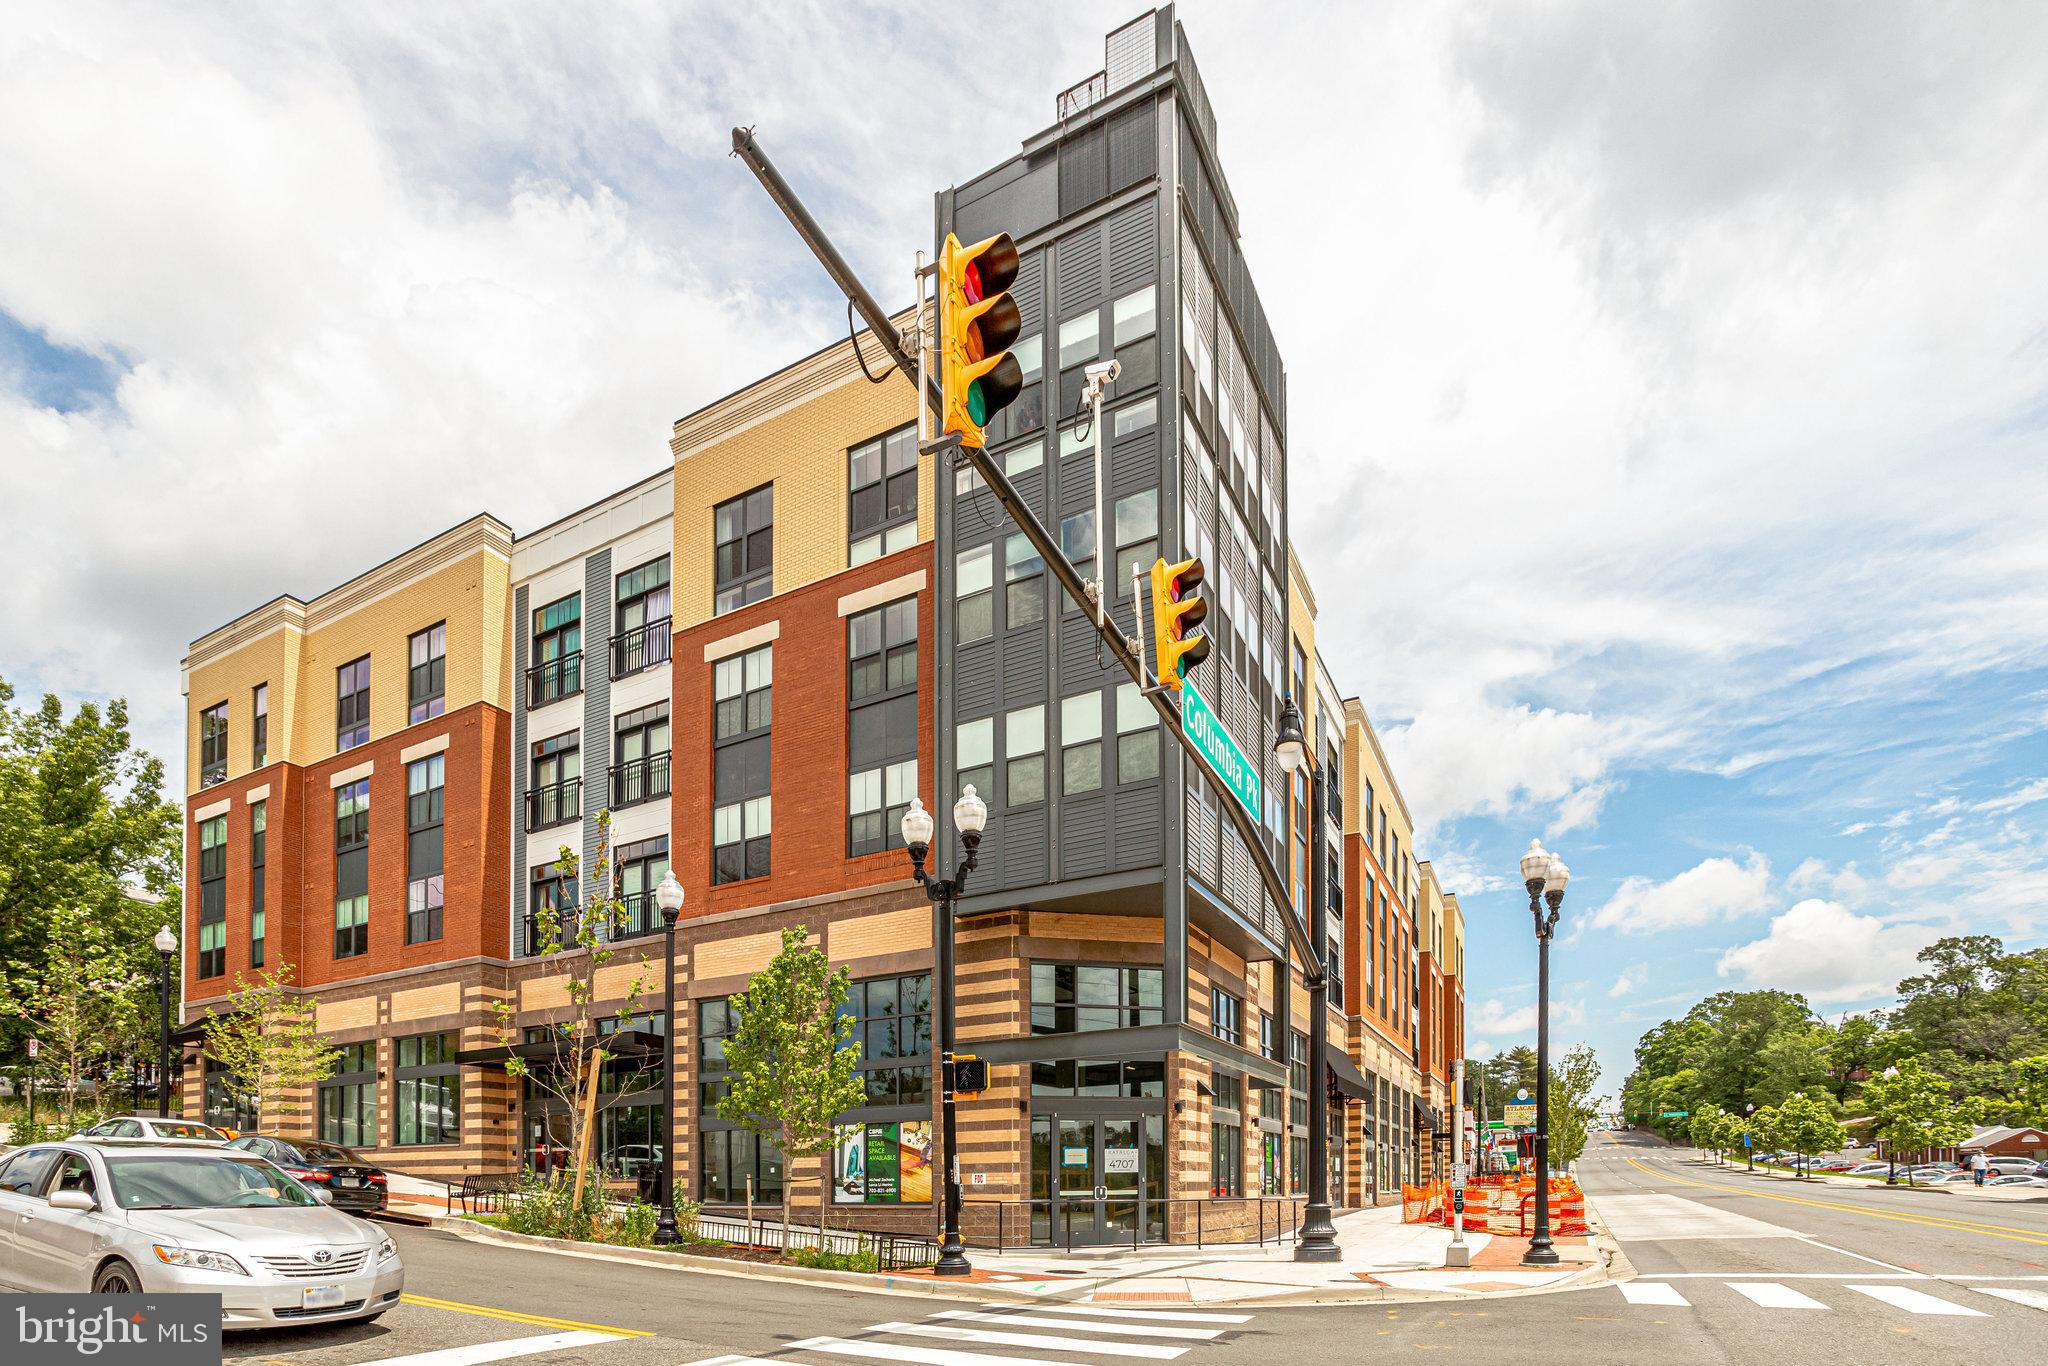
xmin=612 ymin=1200 xmax=659 ymax=1248
xmin=788 ymin=1243 xmax=880 ymax=1273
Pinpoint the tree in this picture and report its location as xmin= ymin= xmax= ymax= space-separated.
xmin=1689 ymin=1103 xmax=1729 ymax=1160
xmin=490 ymin=814 xmax=655 ymax=1197
xmin=0 ymin=897 xmax=154 ymax=1123
xmin=1776 ymin=1091 xmax=1848 ymax=1175
xmin=1549 ymin=1045 xmax=1601 ymax=1167
xmin=1748 ymin=1105 xmax=1783 ymax=1162
xmin=2007 ymin=1056 xmax=2048 ymax=1125
xmin=199 ymin=965 xmax=342 ymax=1127
xmin=1714 ymin=1107 xmax=1747 ymax=1162
xmin=1864 ymin=1058 xmax=1979 ymax=1180
xmin=0 ymin=679 xmax=182 ymax=1070
xmin=716 ymin=925 xmax=865 ymax=1242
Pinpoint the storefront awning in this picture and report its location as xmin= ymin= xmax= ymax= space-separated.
xmin=1416 ymin=1100 xmax=1443 ymax=1133
xmin=1326 ymin=1044 xmax=1370 ymax=1100
xmin=455 ymin=1029 xmax=666 ymax=1070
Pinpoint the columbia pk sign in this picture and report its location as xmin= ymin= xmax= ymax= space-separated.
xmin=1180 ymin=679 xmax=1260 ymax=820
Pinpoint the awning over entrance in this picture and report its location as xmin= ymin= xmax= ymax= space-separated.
xmin=1326 ymin=1044 xmax=1370 ymax=1100
xmin=455 ymin=1028 xmax=666 ymax=1070
xmin=1416 ymin=1100 xmax=1443 ymax=1133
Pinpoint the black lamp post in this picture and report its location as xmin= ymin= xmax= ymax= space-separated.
xmin=1518 ymin=840 xmax=1569 ymax=1267
xmin=1746 ymin=1102 xmax=1757 ymax=1172
xmin=652 ymin=870 xmax=687 ymax=1246
xmin=1276 ymin=698 xmax=1340 ymax=1262
xmin=153 ymin=924 xmax=178 ymax=1117
xmin=902 ymin=786 xmax=988 ymax=1277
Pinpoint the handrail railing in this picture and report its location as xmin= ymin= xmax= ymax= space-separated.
xmin=524 ymin=777 xmax=581 ymax=831
xmin=527 ymin=652 xmax=583 ymax=708
xmin=609 ymin=618 xmax=672 ymax=679
xmin=607 ymin=752 xmax=671 ymax=810
xmin=961 ymin=1194 xmax=1305 ymax=1251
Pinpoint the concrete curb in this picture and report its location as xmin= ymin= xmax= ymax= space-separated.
xmin=426 ymin=1215 xmax=1624 ymax=1309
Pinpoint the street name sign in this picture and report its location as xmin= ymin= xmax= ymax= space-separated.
xmin=1661 ymin=1110 xmax=1689 ymax=1118
xmin=1180 ymin=678 xmax=1260 ymax=820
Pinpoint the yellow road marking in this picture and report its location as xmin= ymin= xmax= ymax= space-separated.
xmin=398 ymin=1292 xmax=655 ymax=1338
xmin=1618 ymin=1155 xmax=2048 ymax=1247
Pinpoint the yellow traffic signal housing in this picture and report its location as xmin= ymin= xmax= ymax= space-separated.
xmin=938 ymin=231 xmax=1024 ymax=448
xmin=952 ymin=1055 xmax=989 ymax=1095
xmin=1149 ymin=556 xmax=1211 ymax=690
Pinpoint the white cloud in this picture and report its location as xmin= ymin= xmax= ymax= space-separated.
xmin=1468 ymin=1040 xmax=1496 ymax=1060
xmin=1975 ymin=778 xmax=2048 ymax=815
xmin=1584 ymin=852 xmax=1772 ymax=935
xmin=1547 ymin=781 xmax=1617 ymax=838
xmin=1716 ymin=899 xmax=1942 ymax=1004
xmin=1609 ymin=965 xmax=1644 ymax=998
xmin=1471 ymin=996 xmax=1584 ymax=1035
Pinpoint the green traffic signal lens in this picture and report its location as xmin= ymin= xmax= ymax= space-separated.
xmin=967 ymin=381 xmax=987 ymax=425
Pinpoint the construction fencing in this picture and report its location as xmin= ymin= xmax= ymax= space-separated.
xmin=1401 ymin=1175 xmax=1589 ymax=1237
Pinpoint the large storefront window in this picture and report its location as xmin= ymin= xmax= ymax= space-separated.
xmin=203 ymin=1057 xmax=257 ymax=1132
xmin=395 ymin=1032 xmax=459 ymax=1145
xmin=1029 ymin=964 xmax=1163 ymax=1034
xmin=697 ymin=998 xmax=783 ymax=1202
xmin=320 ymin=1043 xmax=376 ymax=1148
xmin=839 ymin=973 xmax=931 ymax=1105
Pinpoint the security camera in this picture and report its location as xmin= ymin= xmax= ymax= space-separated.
xmin=1084 ymin=359 xmax=1122 ymax=383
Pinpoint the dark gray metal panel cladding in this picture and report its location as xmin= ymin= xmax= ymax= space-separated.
xmin=511 ymin=584 xmax=528 ymax=949
xmin=955 ymin=151 xmax=1058 ymax=246
xmin=1060 ymin=792 xmax=1108 ymax=880
xmin=1002 ymin=806 xmax=1049 ymax=889
xmin=1055 ymin=224 xmax=1105 ymax=319
xmin=581 ymin=549 xmax=611 ymax=863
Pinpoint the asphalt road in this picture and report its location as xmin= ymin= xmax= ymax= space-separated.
xmin=216 ymin=1131 xmax=2048 ymax=1366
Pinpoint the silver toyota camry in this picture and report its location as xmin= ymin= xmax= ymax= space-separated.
xmin=0 ymin=1140 xmax=404 ymax=1329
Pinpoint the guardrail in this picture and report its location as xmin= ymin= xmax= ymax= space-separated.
xmin=962 ymin=1195 xmax=1305 ymax=1252
xmin=695 ymin=1207 xmax=936 ymax=1271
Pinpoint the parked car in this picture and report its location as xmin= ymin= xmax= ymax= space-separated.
xmin=1814 ymin=1160 xmax=1857 ymax=1172
xmin=0 ymin=1140 xmax=402 ymax=1328
xmin=1845 ymin=1163 xmax=1891 ymax=1175
xmin=1985 ymin=1158 xmax=2040 ymax=1176
xmin=1986 ymin=1173 xmax=2048 ymax=1187
xmin=71 ymin=1116 xmax=230 ymax=1145
xmin=223 ymin=1136 xmax=388 ymax=1214
xmin=1925 ymin=1169 xmax=1977 ymax=1184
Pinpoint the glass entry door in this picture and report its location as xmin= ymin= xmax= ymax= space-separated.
xmin=1042 ymin=1114 xmax=1155 ymax=1246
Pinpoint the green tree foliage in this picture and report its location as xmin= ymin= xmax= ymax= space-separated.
xmin=715 ymin=925 xmax=865 ymax=1240
xmin=1549 ymin=1045 xmax=1602 ymax=1166
xmin=1863 ymin=1058 xmax=1980 ymax=1170
xmin=0 ymin=898 xmax=155 ymax=1122
xmin=1467 ymin=1047 xmax=1537 ymax=1122
xmin=0 ymin=679 xmax=182 ymax=1067
xmin=1688 ymin=1103 xmax=1730 ymax=1159
xmin=1747 ymin=1105 xmax=1783 ymax=1158
xmin=1776 ymin=1091 xmax=1848 ymax=1171
xmin=199 ymin=965 xmax=343 ymax=1126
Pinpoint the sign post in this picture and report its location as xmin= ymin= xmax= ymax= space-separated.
xmin=1447 ymin=1060 xmax=1471 ymax=1267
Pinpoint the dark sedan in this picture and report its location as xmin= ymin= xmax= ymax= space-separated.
xmin=225 ymin=1135 xmax=388 ymax=1213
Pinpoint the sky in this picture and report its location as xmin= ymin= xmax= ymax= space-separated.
xmin=4 ymin=1 xmax=2047 ymax=1101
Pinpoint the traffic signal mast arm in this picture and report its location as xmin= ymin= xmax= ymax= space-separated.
xmin=730 ymin=125 xmax=1322 ymax=981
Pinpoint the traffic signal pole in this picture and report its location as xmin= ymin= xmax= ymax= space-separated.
xmin=731 ymin=125 xmax=1337 ymax=1255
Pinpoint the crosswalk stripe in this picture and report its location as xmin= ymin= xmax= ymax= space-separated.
xmin=676 ymin=1358 xmax=785 ymax=1366
xmin=1977 ymin=1287 xmax=2048 ymax=1313
xmin=785 ymin=1337 xmax=1070 ymax=1366
xmin=345 ymin=1331 xmax=624 ymax=1366
xmin=1618 ymin=1282 xmax=1690 ymax=1307
xmin=1014 ymin=1304 xmax=1253 ymax=1324
xmin=931 ymin=1310 xmax=1227 ymax=1340
xmin=859 ymin=1321 xmax=1189 ymax=1360
xmin=1847 ymin=1284 xmax=1989 ymax=1316
xmin=1728 ymin=1283 xmax=1829 ymax=1310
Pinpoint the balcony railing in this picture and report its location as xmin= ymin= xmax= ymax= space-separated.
xmin=524 ymin=777 xmax=581 ymax=832
xmin=522 ymin=901 xmax=663 ymax=957
xmin=609 ymin=618 xmax=672 ymax=679
xmin=524 ymin=910 xmax=579 ymax=957
xmin=607 ymin=752 xmax=671 ymax=810
xmin=527 ymin=652 xmax=583 ymax=708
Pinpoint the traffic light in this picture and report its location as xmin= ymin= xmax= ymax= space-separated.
xmin=938 ymin=231 xmax=1024 ymax=448
xmin=952 ymin=1056 xmax=989 ymax=1095
xmin=1148 ymin=556 xmax=1211 ymax=690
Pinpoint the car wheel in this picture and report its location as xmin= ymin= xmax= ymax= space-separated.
xmin=93 ymin=1260 xmax=142 ymax=1294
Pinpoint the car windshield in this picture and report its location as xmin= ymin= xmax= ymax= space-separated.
xmin=152 ymin=1123 xmax=226 ymax=1141
xmin=295 ymin=1143 xmax=360 ymax=1164
xmin=106 ymin=1155 xmax=319 ymax=1209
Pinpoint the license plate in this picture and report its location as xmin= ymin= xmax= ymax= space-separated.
xmin=303 ymin=1285 xmax=346 ymax=1309
xmin=337 ymin=1176 xmax=361 ymax=1188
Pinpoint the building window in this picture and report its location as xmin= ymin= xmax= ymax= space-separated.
xmin=955 ymin=716 xmax=994 ymax=799
xmin=714 ymin=485 xmax=774 ymax=615
xmin=848 ymin=598 xmax=918 ymax=857
xmin=1112 ymin=284 xmax=1159 ymax=393
xmin=1115 ymin=683 xmax=1159 ymax=783
xmin=1210 ymin=1118 xmax=1243 ymax=1198
xmin=1259 ymin=1011 xmax=1276 ymax=1062
xmin=251 ymin=684 xmax=268 ymax=769
xmin=197 ymin=815 xmax=226 ymax=978
xmin=1004 ymin=532 xmax=1044 ymax=628
xmin=249 ymin=799 xmax=266 ymax=969
xmin=712 ymin=645 xmax=772 ymax=884
xmin=610 ymin=704 xmax=671 ymax=809
xmin=615 ymin=837 xmax=670 ymax=939
xmin=956 ymin=543 xmax=993 ymax=644
xmin=839 ymin=973 xmax=932 ymax=1106
xmin=334 ymin=778 xmax=369 ymax=959
xmin=612 ymin=557 xmax=672 ymax=678
xmin=530 ymin=593 xmax=582 ymax=707
xmin=1060 ymin=692 xmax=1103 ymax=795
xmin=319 ymin=1043 xmax=376 ymax=1148
xmin=199 ymin=702 xmax=228 ymax=786
xmin=336 ymin=657 xmax=371 ymax=751
xmin=394 ymin=1033 xmax=459 ymax=1146
xmin=850 ymin=425 xmax=918 ymax=565
xmin=698 ymin=998 xmax=784 ymax=1201
xmin=526 ymin=732 xmax=580 ymax=831
xmin=1114 ymin=488 xmax=1159 ymax=598
xmin=405 ymin=623 xmax=446 ymax=723
xmin=406 ymin=754 xmax=445 ymax=945
xmin=203 ymin=1056 xmax=258 ymax=1132
xmin=1030 ymin=964 xmax=1163 ymax=1034
xmin=1005 ymin=704 xmax=1045 ymax=806
xmin=526 ymin=865 xmax=578 ymax=955
xmin=1211 ymin=988 xmax=1243 ymax=1047
xmin=1059 ymin=509 xmax=1095 ymax=591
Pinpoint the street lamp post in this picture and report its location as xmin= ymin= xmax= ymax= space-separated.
xmin=902 ymin=787 xmax=988 ymax=1277
xmin=1745 ymin=1102 xmax=1756 ymax=1171
xmin=1518 ymin=841 xmax=1568 ymax=1267
xmin=153 ymin=924 xmax=178 ymax=1118
xmin=1275 ymin=698 xmax=1340 ymax=1262
xmin=652 ymin=870 xmax=687 ymax=1246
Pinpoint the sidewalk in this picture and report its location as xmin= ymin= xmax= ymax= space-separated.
xmin=889 ymin=1200 xmax=1613 ymax=1306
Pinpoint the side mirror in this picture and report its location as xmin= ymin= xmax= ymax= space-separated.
xmin=311 ymin=1188 xmax=335 ymax=1205
xmin=48 ymin=1190 xmax=97 ymax=1212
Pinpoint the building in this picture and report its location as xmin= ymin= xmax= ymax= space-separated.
xmin=173 ymin=5 xmax=1463 ymax=1243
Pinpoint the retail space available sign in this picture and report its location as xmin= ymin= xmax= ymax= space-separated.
xmin=1180 ymin=679 xmax=1260 ymax=820
xmin=832 ymin=1121 xmax=934 ymax=1204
